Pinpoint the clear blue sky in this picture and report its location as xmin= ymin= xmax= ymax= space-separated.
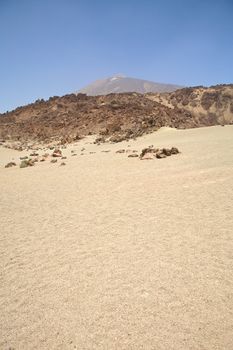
xmin=0 ymin=0 xmax=233 ymax=112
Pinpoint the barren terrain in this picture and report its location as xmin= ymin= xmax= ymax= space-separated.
xmin=1 ymin=125 xmax=233 ymax=349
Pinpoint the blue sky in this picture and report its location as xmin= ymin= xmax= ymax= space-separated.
xmin=0 ymin=0 xmax=233 ymax=112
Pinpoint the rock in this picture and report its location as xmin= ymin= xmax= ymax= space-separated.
xmin=94 ymin=137 xmax=105 ymax=144
xmin=170 ymin=147 xmax=179 ymax=154
xmin=60 ymin=162 xmax=66 ymax=166
xmin=52 ymin=149 xmax=62 ymax=157
xmin=71 ymin=154 xmax=77 ymax=156
xmin=99 ymin=128 xmax=109 ymax=136
xmin=20 ymin=159 xmax=35 ymax=168
xmin=140 ymin=147 xmax=158 ymax=158
xmin=40 ymin=157 xmax=46 ymax=162
xmin=128 ymin=154 xmax=139 ymax=158
xmin=162 ymin=148 xmax=172 ymax=156
xmin=5 ymin=162 xmax=16 ymax=168
xmin=61 ymin=156 xmax=67 ymax=159
xmin=141 ymin=153 xmax=154 ymax=160
xmin=20 ymin=156 xmax=28 ymax=160
xmin=51 ymin=159 xmax=57 ymax=163
xmin=30 ymin=152 xmax=39 ymax=156
xmin=109 ymin=135 xmax=126 ymax=143
xmin=60 ymin=135 xmax=73 ymax=144
xmin=28 ymin=159 xmax=35 ymax=166
xmin=156 ymin=152 xmax=167 ymax=159
xmin=116 ymin=149 xmax=125 ymax=153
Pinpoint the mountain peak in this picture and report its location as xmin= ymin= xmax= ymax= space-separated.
xmin=78 ymin=75 xmax=183 ymax=95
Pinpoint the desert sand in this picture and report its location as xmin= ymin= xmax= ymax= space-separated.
xmin=0 ymin=125 xmax=233 ymax=350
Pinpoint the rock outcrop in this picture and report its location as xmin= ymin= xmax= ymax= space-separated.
xmin=0 ymin=85 xmax=232 ymax=144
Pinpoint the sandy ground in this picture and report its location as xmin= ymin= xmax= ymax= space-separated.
xmin=0 ymin=125 xmax=233 ymax=350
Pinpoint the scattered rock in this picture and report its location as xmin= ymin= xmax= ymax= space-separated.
xmin=61 ymin=156 xmax=67 ymax=159
xmin=50 ymin=159 xmax=57 ymax=163
xmin=52 ymin=149 xmax=62 ymax=157
xmin=20 ymin=159 xmax=35 ymax=168
xmin=162 ymin=148 xmax=172 ymax=156
xmin=30 ymin=152 xmax=39 ymax=156
xmin=128 ymin=154 xmax=139 ymax=158
xmin=141 ymin=153 xmax=154 ymax=160
xmin=139 ymin=146 xmax=180 ymax=160
xmin=20 ymin=156 xmax=28 ymax=160
xmin=156 ymin=152 xmax=167 ymax=159
xmin=116 ymin=149 xmax=125 ymax=153
xmin=140 ymin=147 xmax=158 ymax=158
xmin=109 ymin=135 xmax=126 ymax=143
xmin=170 ymin=147 xmax=179 ymax=154
xmin=5 ymin=162 xmax=16 ymax=168
xmin=94 ymin=137 xmax=105 ymax=144
xmin=60 ymin=162 xmax=66 ymax=166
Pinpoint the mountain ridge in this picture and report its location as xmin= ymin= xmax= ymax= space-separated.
xmin=78 ymin=75 xmax=184 ymax=95
xmin=0 ymin=84 xmax=232 ymax=145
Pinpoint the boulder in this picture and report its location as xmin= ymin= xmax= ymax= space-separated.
xmin=116 ymin=149 xmax=125 ymax=153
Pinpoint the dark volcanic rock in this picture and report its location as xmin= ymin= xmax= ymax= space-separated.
xmin=1 ymin=85 xmax=232 ymax=144
xmin=5 ymin=162 xmax=16 ymax=168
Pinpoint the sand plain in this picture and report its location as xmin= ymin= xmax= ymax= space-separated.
xmin=0 ymin=125 xmax=233 ymax=350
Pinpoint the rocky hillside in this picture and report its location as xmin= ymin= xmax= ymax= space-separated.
xmin=147 ymin=84 xmax=233 ymax=125
xmin=0 ymin=85 xmax=232 ymax=144
xmin=78 ymin=75 xmax=183 ymax=95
